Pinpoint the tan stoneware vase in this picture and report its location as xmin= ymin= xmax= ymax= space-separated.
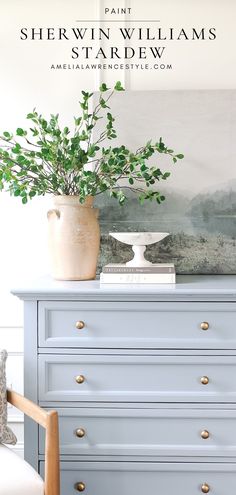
xmin=47 ymin=195 xmax=100 ymax=280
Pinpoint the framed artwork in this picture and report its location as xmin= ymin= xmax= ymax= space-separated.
xmin=95 ymin=90 xmax=236 ymax=273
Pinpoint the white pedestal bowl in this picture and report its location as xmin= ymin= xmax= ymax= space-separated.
xmin=109 ymin=232 xmax=169 ymax=267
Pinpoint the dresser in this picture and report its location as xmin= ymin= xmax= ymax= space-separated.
xmin=12 ymin=275 xmax=236 ymax=495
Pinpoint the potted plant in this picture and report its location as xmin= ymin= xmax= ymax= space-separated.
xmin=0 ymin=81 xmax=184 ymax=280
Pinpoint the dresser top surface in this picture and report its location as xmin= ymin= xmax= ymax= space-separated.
xmin=11 ymin=275 xmax=236 ymax=301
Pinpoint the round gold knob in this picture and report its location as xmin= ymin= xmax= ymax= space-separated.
xmin=201 ymin=376 xmax=209 ymax=385
xmin=75 ymin=482 xmax=86 ymax=492
xmin=76 ymin=428 xmax=85 ymax=438
xmin=75 ymin=375 xmax=85 ymax=384
xmin=201 ymin=483 xmax=210 ymax=493
xmin=76 ymin=321 xmax=85 ymax=330
xmin=201 ymin=322 xmax=209 ymax=331
xmin=201 ymin=430 xmax=210 ymax=439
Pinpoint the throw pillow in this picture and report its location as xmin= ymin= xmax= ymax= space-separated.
xmin=0 ymin=350 xmax=17 ymax=444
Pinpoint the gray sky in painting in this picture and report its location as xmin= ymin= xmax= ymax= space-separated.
xmin=95 ymin=90 xmax=236 ymax=197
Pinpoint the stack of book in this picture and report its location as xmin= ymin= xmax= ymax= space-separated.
xmin=100 ymin=263 xmax=176 ymax=284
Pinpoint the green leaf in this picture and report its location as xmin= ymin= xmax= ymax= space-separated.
xmin=30 ymin=128 xmax=39 ymax=137
xmin=114 ymin=81 xmax=124 ymax=91
xmin=74 ymin=117 xmax=82 ymax=126
xmin=176 ymin=154 xmax=184 ymax=159
xmin=82 ymin=91 xmax=89 ymax=98
xmin=162 ymin=172 xmax=171 ymax=179
xmin=117 ymin=190 xmax=126 ymax=204
xmin=3 ymin=131 xmax=11 ymax=139
xmin=110 ymin=190 xmax=118 ymax=199
xmin=100 ymin=98 xmax=108 ymax=109
xmin=80 ymin=102 xmax=87 ymax=110
xmin=99 ymin=83 xmax=109 ymax=92
xmin=139 ymin=194 xmax=145 ymax=205
xmin=12 ymin=143 xmax=22 ymax=154
xmin=16 ymin=128 xmax=25 ymax=136
xmin=29 ymin=190 xmax=37 ymax=198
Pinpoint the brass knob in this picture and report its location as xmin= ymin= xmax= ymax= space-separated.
xmin=201 ymin=483 xmax=210 ymax=493
xmin=76 ymin=321 xmax=85 ymax=330
xmin=75 ymin=482 xmax=86 ymax=492
xmin=75 ymin=375 xmax=85 ymax=384
xmin=201 ymin=430 xmax=210 ymax=439
xmin=76 ymin=428 xmax=85 ymax=438
xmin=201 ymin=376 xmax=209 ymax=385
xmin=201 ymin=322 xmax=209 ymax=331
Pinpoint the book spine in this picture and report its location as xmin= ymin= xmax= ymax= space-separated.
xmin=100 ymin=273 xmax=176 ymax=284
xmin=103 ymin=267 xmax=175 ymax=274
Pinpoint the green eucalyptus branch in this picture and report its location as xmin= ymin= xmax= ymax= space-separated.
xmin=0 ymin=81 xmax=184 ymax=205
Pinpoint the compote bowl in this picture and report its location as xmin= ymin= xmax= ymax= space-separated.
xmin=109 ymin=232 xmax=169 ymax=266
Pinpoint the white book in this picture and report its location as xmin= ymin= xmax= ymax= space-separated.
xmin=100 ymin=272 xmax=176 ymax=284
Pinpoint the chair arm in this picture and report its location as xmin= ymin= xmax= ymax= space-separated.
xmin=7 ymin=389 xmax=60 ymax=495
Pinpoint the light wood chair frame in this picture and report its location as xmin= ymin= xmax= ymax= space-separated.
xmin=7 ymin=389 xmax=60 ymax=495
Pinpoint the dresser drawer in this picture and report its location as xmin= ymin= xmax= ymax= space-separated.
xmin=40 ymin=461 xmax=236 ymax=495
xmin=38 ymin=301 xmax=236 ymax=350
xmin=39 ymin=407 xmax=236 ymax=457
xmin=38 ymin=354 xmax=236 ymax=403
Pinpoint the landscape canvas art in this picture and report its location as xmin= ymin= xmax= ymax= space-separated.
xmin=95 ymin=90 xmax=236 ymax=273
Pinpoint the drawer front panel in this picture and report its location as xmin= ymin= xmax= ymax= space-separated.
xmin=39 ymin=407 xmax=236 ymax=457
xmin=38 ymin=354 xmax=236 ymax=403
xmin=38 ymin=301 xmax=236 ymax=349
xmin=40 ymin=461 xmax=236 ymax=495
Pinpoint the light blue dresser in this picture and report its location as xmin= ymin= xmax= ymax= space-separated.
xmin=12 ymin=275 xmax=236 ymax=494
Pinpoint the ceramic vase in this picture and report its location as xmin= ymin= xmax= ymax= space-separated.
xmin=47 ymin=195 xmax=100 ymax=280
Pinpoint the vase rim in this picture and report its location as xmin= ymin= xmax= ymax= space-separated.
xmin=52 ymin=195 xmax=94 ymax=207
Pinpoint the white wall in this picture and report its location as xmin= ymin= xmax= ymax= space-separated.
xmin=0 ymin=0 xmax=100 ymax=455
xmin=0 ymin=0 xmax=235 ymax=455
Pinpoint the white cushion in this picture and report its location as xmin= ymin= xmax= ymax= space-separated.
xmin=0 ymin=444 xmax=44 ymax=495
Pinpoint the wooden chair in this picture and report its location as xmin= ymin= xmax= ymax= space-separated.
xmin=0 ymin=390 xmax=60 ymax=495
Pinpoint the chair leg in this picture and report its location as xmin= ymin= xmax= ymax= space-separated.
xmin=45 ymin=411 xmax=60 ymax=495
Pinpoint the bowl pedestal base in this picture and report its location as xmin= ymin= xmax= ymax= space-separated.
xmin=126 ymin=245 xmax=152 ymax=267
